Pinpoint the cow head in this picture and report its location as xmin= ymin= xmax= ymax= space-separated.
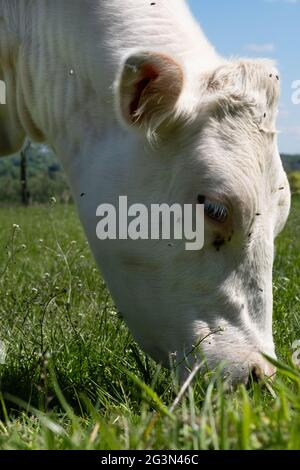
xmin=107 ymin=52 xmax=291 ymax=385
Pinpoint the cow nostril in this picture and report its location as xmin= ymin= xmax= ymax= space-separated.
xmin=248 ymin=365 xmax=263 ymax=385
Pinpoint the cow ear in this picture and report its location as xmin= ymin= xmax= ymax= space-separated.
xmin=117 ymin=52 xmax=184 ymax=137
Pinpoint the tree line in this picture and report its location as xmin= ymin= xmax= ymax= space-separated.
xmin=0 ymin=143 xmax=72 ymax=205
xmin=0 ymin=145 xmax=299 ymax=205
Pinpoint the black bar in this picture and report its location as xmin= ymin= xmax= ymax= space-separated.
xmin=0 ymin=450 xmax=298 ymax=466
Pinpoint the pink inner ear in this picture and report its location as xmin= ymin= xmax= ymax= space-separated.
xmin=130 ymin=64 xmax=159 ymax=120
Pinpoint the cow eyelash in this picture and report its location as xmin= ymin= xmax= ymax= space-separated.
xmin=197 ymin=195 xmax=229 ymax=224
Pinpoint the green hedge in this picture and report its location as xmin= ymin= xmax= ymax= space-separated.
xmin=289 ymin=171 xmax=300 ymax=195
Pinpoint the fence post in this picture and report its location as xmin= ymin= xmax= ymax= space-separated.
xmin=20 ymin=141 xmax=31 ymax=206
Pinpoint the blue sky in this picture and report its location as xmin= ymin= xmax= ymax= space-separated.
xmin=188 ymin=0 xmax=300 ymax=153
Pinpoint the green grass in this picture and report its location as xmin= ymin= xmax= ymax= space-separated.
xmin=289 ymin=171 xmax=300 ymax=195
xmin=0 ymin=197 xmax=300 ymax=450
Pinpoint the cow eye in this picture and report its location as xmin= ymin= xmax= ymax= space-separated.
xmin=197 ymin=195 xmax=228 ymax=224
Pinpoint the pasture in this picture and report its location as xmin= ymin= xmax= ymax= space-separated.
xmin=0 ymin=196 xmax=299 ymax=450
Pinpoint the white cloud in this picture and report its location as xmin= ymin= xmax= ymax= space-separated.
xmin=246 ymin=43 xmax=275 ymax=53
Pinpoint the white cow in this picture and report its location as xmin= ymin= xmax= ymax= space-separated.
xmin=0 ymin=0 xmax=291 ymax=384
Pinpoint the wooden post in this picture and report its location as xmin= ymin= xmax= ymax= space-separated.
xmin=20 ymin=141 xmax=31 ymax=206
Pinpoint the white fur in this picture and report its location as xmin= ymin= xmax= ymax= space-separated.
xmin=0 ymin=0 xmax=291 ymax=383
